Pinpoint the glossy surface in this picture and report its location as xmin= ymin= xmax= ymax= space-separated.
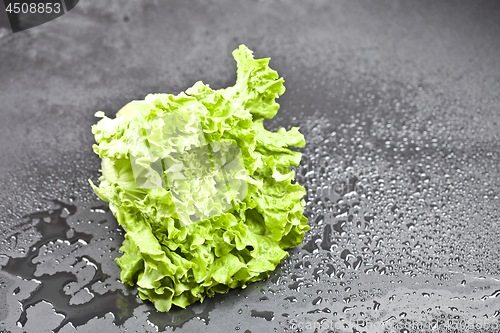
xmin=0 ymin=1 xmax=499 ymax=332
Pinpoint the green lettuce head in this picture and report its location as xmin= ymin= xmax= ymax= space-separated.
xmin=90 ymin=45 xmax=309 ymax=311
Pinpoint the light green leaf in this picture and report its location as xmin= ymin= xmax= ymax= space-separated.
xmin=90 ymin=45 xmax=309 ymax=311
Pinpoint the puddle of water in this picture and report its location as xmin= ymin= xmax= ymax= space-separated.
xmin=1 ymin=199 xmax=217 ymax=332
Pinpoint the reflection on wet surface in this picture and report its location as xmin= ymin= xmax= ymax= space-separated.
xmin=2 ymin=201 xmax=140 ymax=331
xmin=0 ymin=200 xmax=218 ymax=332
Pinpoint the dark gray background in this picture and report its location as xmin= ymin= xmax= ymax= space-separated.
xmin=0 ymin=0 xmax=499 ymax=332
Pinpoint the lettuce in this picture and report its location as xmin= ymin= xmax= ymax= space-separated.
xmin=89 ymin=45 xmax=309 ymax=311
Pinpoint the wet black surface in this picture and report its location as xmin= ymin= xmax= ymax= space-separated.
xmin=2 ymin=201 xmax=137 ymax=332
xmin=1 ymin=0 xmax=500 ymax=332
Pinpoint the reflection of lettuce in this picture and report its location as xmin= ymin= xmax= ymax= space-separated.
xmin=90 ymin=45 xmax=309 ymax=311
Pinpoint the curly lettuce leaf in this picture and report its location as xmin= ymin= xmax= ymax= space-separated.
xmin=90 ymin=45 xmax=308 ymax=311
